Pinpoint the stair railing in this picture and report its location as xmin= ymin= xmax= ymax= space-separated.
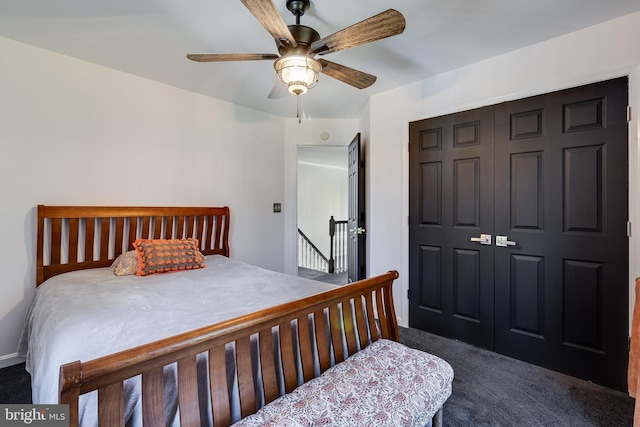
xmin=298 ymin=217 xmax=348 ymax=274
xmin=329 ymin=216 xmax=348 ymax=274
xmin=298 ymin=228 xmax=329 ymax=273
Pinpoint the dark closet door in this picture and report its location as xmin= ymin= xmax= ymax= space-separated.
xmin=493 ymin=77 xmax=629 ymax=390
xmin=408 ymin=106 xmax=496 ymax=349
xmin=409 ymin=77 xmax=629 ymax=391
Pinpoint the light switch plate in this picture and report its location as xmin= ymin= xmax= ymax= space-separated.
xmin=273 ymin=203 xmax=282 ymax=213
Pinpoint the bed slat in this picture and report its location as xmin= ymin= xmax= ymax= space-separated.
xmin=376 ymin=289 xmax=390 ymax=339
xmin=114 ymin=217 xmax=125 ymax=257
xmin=127 ymin=218 xmax=137 ymax=250
xmin=313 ymin=309 xmax=331 ymax=373
xmin=384 ymin=285 xmax=399 ymax=341
xmin=68 ymin=218 xmax=79 ymax=264
xmin=99 ymin=218 xmax=109 ymax=261
xmin=86 ymin=218 xmax=95 ymax=262
xmin=165 ymin=216 xmax=174 ymax=241
xmin=364 ymin=292 xmax=379 ymax=341
xmin=258 ymin=329 xmax=278 ymax=404
xmin=297 ymin=314 xmax=314 ymax=382
xmin=51 ymin=218 xmax=62 ymax=265
xmin=175 ymin=216 xmax=185 ymax=239
xmin=204 ymin=215 xmax=214 ymax=251
xmin=214 ymin=216 xmax=223 ymax=252
xmin=329 ymin=304 xmax=345 ymax=363
xmin=141 ymin=217 xmax=151 ymax=240
xmin=344 ymin=302 xmax=358 ymax=356
xmin=209 ymin=346 xmax=231 ymax=426
xmin=196 ymin=216 xmax=205 ymax=244
xmin=142 ymin=368 xmax=165 ymax=426
xmin=177 ymin=355 xmax=200 ymax=427
xmin=186 ymin=216 xmax=195 ymax=239
xmin=354 ymin=296 xmax=368 ymax=348
xmin=98 ymin=382 xmax=124 ymax=427
xmin=279 ymin=321 xmax=297 ymax=393
xmin=236 ymin=336 xmax=256 ymax=417
xmin=153 ymin=216 xmax=163 ymax=239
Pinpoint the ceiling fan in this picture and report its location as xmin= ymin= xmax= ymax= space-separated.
xmin=187 ymin=0 xmax=406 ymax=97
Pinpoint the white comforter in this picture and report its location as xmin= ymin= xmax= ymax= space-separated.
xmin=17 ymin=255 xmax=337 ymax=424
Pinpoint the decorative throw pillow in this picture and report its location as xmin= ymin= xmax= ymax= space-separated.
xmin=132 ymin=238 xmax=206 ymax=276
xmin=111 ymin=250 xmax=139 ymax=276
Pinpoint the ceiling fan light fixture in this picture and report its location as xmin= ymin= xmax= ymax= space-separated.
xmin=274 ymin=55 xmax=321 ymax=95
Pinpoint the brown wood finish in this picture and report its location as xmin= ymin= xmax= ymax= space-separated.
xmin=38 ymin=205 xmax=399 ymax=425
xmin=318 ymin=59 xmax=376 ymax=89
xmin=141 ymin=368 xmax=164 ymax=426
xmin=36 ymin=205 xmax=230 ymax=286
xmin=310 ymin=9 xmax=406 ymax=55
xmin=58 ymin=269 xmax=400 ymax=426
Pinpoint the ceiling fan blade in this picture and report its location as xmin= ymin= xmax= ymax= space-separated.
xmin=187 ymin=53 xmax=278 ymax=62
xmin=318 ymin=59 xmax=376 ymax=89
xmin=267 ymin=78 xmax=289 ymax=99
xmin=311 ymin=9 xmax=405 ymax=55
xmin=240 ymin=0 xmax=297 ymax=47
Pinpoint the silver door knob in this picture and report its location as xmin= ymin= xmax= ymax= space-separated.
xmin=470 ymin=234 xmax=492 ymax=245
xmin=496 ymin=235 xmax=516 ymax=247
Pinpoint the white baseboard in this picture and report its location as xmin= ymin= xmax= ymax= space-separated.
xmin=397 ymin=315 xmax=407 ymax=329
xmin=0 ymin=353 xmax=26 ymax=369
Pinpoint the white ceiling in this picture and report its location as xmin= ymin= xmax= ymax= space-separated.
xmin=2 ymin=0 xmax=640 ymax=119
xmin=298 ymin=146 xmax=347 ymax=170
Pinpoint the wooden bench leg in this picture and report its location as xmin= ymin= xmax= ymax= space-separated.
xmin=432 ymin=406 xmax=443 ymax=427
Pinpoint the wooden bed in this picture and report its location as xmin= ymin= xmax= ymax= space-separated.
xmin=32 ymin=205 xmax=400 ymax=426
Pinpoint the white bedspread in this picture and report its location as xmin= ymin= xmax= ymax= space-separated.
xmin=17 ymin=255 xmax=337 ymax=423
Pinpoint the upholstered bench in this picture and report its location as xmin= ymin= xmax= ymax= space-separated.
xmin=232 ymin=339 xmax=454 ymax=427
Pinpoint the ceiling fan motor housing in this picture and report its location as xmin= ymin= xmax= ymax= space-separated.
xmin=279 ymin=25 xmax=320 ymax=54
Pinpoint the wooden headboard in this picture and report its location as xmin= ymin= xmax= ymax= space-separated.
xmin=36 ymin=205 xmax=230 ymax=286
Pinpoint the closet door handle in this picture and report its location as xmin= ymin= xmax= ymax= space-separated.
xmin=496 ymin=235 xmax=516 ymax=247
xmin=470 ymin=234 xmax=492 ymax=245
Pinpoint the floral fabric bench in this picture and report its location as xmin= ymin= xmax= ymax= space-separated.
xmin=232 ymin=339 xmax=454 ymax=427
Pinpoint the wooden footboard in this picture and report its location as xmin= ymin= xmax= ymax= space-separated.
xmin=59 ymin=270 xmax=400 ymax=427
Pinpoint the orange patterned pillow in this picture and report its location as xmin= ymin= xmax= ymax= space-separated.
xmin=132 ymin=238 xmax=206 ymax=276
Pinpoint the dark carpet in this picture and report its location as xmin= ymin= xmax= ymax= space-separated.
xmin=1 ymin=329 xmax=635 ymax=426
xmin=0 ymin=362 xmax=31 ymax=404
xmin=400 ymin=327 xmax=635 ymax=426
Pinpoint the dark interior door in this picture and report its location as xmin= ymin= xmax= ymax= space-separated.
xmin=493 ymin=77 xmax=629 ymax=390
xmin=348 ymin=133 xmax=365 ymax=282
xmin=408 ymin=107 xmax=496 ymax=349
xmin=409 ymin=77 xmax=629 ymax=391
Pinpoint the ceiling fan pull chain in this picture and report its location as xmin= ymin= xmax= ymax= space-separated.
xmin=297 ymin=95 xmax=301 ymax=124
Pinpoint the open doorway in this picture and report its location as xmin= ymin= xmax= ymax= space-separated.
xmin=297 ymin=146 xmax=349 ymax=285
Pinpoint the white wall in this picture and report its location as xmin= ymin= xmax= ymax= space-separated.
xmin=283 ymin=118 xmax=359 ymax=275
xmin=6 ymin=9 xmax=640 ymax=368
xmin=366 ymin=11 xmax=640 ymax=328
xmin=0 ymin=37 xmax=286 ymax=366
